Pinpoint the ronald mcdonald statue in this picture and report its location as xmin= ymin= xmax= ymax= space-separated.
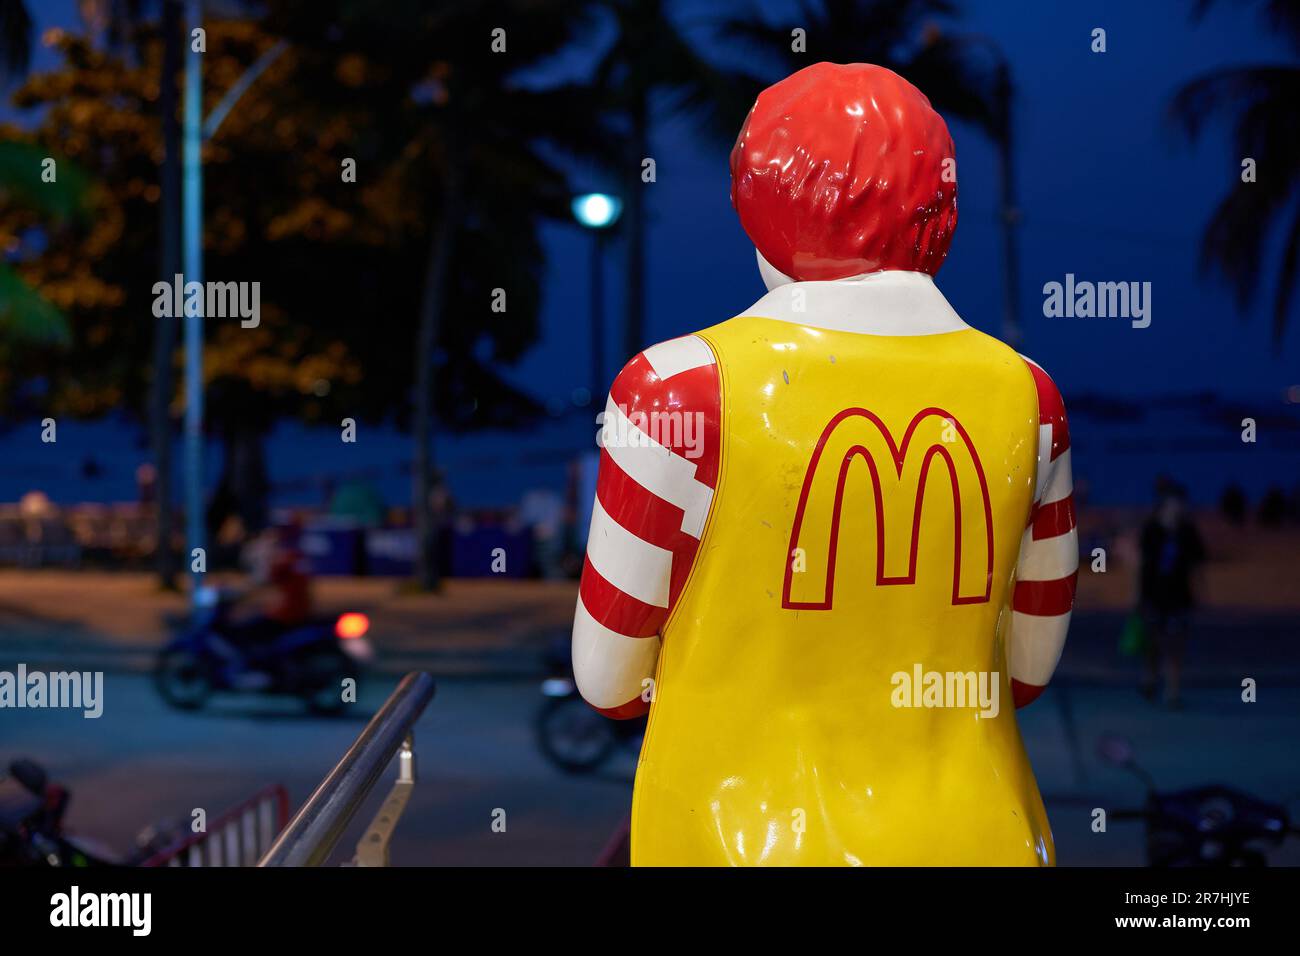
xmin=571 ymin=62 xmax=1077 ymax=866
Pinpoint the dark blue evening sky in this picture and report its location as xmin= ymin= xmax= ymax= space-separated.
xmin=522 ymin=0 xmax=1298 ymax=409
xmin=3 ymin=1 xmax=1297 ymax=508
xmin=8 ymin=0 xmax=1297 ymax=406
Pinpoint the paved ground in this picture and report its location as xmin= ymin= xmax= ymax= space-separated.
xmin=1 ymin=570 xmax=1297 ymax=682
xmin=0 ymin=573 xmax=578 ymax=675
xmin=4 ymin=670 xmax=1299 ymax=867
xmin=1 ymin=571 xmax=1297 ymax=866
xmin=2 ymin=673 xmax=631 ymax=867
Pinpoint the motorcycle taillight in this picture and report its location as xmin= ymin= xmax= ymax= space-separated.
xmin=335 ymin=612 xmax=370 ymax=640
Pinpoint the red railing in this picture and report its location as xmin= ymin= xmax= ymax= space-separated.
xmin=139 ymin=784 xmax=290 ymax=867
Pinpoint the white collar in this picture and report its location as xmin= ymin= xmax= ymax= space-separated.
xmin=740 ymin=256 xmax=968 ymax=336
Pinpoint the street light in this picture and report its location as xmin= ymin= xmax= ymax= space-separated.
xmin=571 ymin=193 xmax=622 ymax=402
xmin=571 ymin=193 xmax=622 ymax=230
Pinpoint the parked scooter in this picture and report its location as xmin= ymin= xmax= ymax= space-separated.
xmin=1099 ymin=734 xmax=1299 ymax=866
xmin=155 ymin=587 xmax=373 ymax=715
xmin=0 ymin=759 xmax=181 ymax=867
xmin=535 ymin=639 xmax=644 ymax=774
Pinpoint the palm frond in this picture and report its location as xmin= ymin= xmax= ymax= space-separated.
xmin=1272 ymin=197 xmax=1300 ymax=347
xmin=1170 ymin=64 xmax=1300 ymax=142
xmin=905 ymin=33 xmax=1005 ymax=136
xmin=1191 ymin=0 xmax=1300 ymax=53
xmin=1170 ymin=64 xmax=1300 ymax=340
xmin=1199 ymin=178 xmax=1278 ymax=309
xmin=707 ymin=0 xmax=1004 ymax=139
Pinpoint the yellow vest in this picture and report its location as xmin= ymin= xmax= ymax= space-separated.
xmin=630 ymin=314 xmax=1052 ymax=866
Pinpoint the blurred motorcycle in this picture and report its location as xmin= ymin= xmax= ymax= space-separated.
xmin=1099 ymin=734 xmax=1300 ymax=866
xmin=535 ymin=639 xmax=644 ymax=774
xmin=155 ymin=587 xmax=373 ymax=715
xmin=0 ymin=759 xmax=181 ymax=867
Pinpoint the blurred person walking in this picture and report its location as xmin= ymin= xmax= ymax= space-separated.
xmin=1138 ymin=481 xmax=1205 ymax=708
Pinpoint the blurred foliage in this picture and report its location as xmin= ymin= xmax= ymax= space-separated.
xmin=0 ymin=139 xmax=89 ymax=348
xmin=257 ymin=0 xmax=612 ymax=427
xmin=595 ymin=0 xmax=762 ymax=145
xmin=0 ymin=5 xmax=601 ymax=429
xmin=0 ymin=27 xmax=175 ymax=419
xmin=1172 ymin=0 xmax=1300 ymax=347
xmin=0 ymin=127 xmax=92 ymax=350
xmin=0 ymin=261 xmax=72 ymax=345
xmin=716 ymin=0 xmax=1008 ymax=140
xmin=0 ymin=138 xmax=92 ymax=220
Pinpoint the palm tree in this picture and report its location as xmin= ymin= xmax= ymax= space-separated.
xmin=266 ymin=0 xmax=615 ymax=590
xmin=592 ymin=0 xmax=758 ymax=361
xmin=93 ymin=0 xmax=186 ymax=588
xmin=1171 ymin=0 xmax=1300 ymax=347
xmin=715 ymin=0 xmax=1016 ymax=337
xmin=717 ymin=0 xmax=1011 ymax=142
xmin=152 ymin=0 xmax=182 ymax=588
xmin=400 ymin=3 xmax=616 ymax=591
xmin=2 ymin=0 xmax=184 ymax=586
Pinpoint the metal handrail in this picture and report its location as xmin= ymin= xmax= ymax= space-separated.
xmin=258 ymin=671 xmax=436 ymax=867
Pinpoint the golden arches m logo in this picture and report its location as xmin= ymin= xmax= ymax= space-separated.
xmin=781 ymin=407 xmax=994 ymax=610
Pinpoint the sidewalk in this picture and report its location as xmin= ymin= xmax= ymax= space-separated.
xmin=0 ymin=563 xmax=1296 ymax=680
xmin=0 ymin=571 xmax=577 ymax=675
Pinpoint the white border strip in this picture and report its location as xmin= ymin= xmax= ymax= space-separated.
xmin=1040 ymin=449 xmax=1073 ymax=506
xmin=572 ymin=595 xmax=661 ymax=709
xmin=1017 ymin=526 xmax=1080 ymax=581
xmin=603 ymin=396 xmax=713 ymax=538
xmin=1009 ymin=610 xmax=1072 ymax=686
xmin=585 ymin=497 xmax=672 ymax=608
xmin=642 ymin=335 xmax=715 ymax=381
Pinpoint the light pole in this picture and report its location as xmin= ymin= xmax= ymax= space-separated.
xmin=987 ymin=55 xmax=1020 ymax=350
xmin=571 ymin=193 xmax=623 ymax=400
xmin=181 ymin=0 xmax=286 ymax=604
xmin=182 ymin=0 xmax=203 ymax=598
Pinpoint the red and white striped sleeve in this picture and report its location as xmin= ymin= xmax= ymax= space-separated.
xmin=572 ymin=335 xmax=721 ymax=719
xmin=1009 ymin=357 xmax=1078 ymax=708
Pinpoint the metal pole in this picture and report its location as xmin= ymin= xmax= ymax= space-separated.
xmin=590 ymin=231 xmax=606 ymax=400
xmin=259 ymin=673 xmax=437 ymax=867
xmin=152 ymin=0 xmax=182 ymax=590
xmin=994 ymin=62 xmax=1021 ymax=349
xmin=202 ymin=40 xmax=288 ymax=141
xmin=354 ymin=733 xmax=417 ymax=867
xmin=182 ymin=0 xmax=204 ymax=599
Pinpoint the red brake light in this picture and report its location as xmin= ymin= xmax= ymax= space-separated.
xmin=335 ymin=612 xmax=370 ymax=640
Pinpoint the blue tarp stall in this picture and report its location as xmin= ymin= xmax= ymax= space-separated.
xmin=364 ymin=528 xmax=416 ymax=576
xmin=301 ymin=520 xmax=533 ymax=578
xmin=300 ymin=519 xmax=363 ymax=575
xmin=450 ymin=524 xmax=532 ymax=579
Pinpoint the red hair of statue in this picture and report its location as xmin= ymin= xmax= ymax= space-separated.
xmin=730 ymin=62 xmax=958 ymax=282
